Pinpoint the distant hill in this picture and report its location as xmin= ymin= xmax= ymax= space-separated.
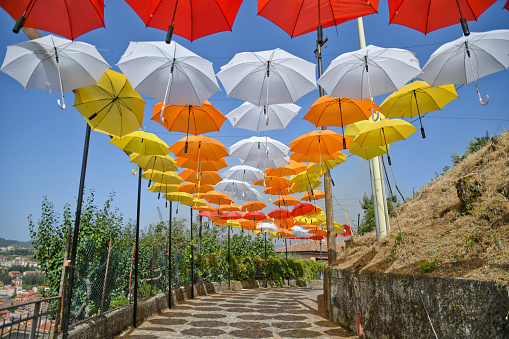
xmin=0 ymin=238 xmax=33 ymax=249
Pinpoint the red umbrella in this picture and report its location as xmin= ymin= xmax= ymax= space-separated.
xmin=257 ymin=0 xmax=379 ymax=38
xmin=504 ymin=0 xmax=509 ymax=11
xmin=197 ymin=211 xmax=219 ymax=218
xmin=244 ymin=212 xmax=267 ymax=221
xmin=125 ymin=0 xmax=243 ymax=43
xmin=388 ymin=0 xmax=497 ymax=36
xmin=339 ymin=224 xmax=352 ymax=237
xmin=220 ymin=211 xmax=243 ymax=220
xmin=291 ymin=203 xmax=318 ymax=217
xmin=268 ymin=208 xmax=293 ymax=219
xmin=2 ymin=0 xmax=105 ymax=40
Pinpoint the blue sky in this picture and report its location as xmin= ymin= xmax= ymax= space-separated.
xmin=0 ymin=1 xmax=508 ymax=242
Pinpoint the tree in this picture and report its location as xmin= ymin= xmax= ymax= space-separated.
xmin=357 ymin=193 xmax=398 ymax=234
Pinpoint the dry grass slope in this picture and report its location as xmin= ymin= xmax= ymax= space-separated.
xmin=334 ymin=131 xmax=509 ymax=286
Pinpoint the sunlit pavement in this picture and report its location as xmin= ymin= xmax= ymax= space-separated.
xmin=116 ymin=284 xmax=356 ymax=338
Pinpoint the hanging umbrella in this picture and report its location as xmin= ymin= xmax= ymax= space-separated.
xmin=290 ymin=130 xmax=351 ymax=158
xmin=304 ymin=95 xmax=375 ymax=148
xmin=301 ymin=190 xmax=325 ymax=201
xmin=256 ymin=223 xmax=279 ymax=232
xmin=222 ymin=165 xmax=265 ymax=182
xmin=254 ymin=176 xmax=291 ymax=190
xmin=352 ymin=118 xmax=417 ymax=165
xmin=241 ymin=157 xmax=291 ymax=169
xmin=152 ymin=101 xmax=226 ymax=139
xmin=201 ymin=190 xmax=232 ymax=206
xmin=130 ymin=154 xmax=178 ymax=174
xmin=345 ymin=112 xmax=390 ymax=160
xmin=317 ymin=44 xmax=422 ymax=120
xmin=170 ymin=135 xmax=229 ymax=160
xmin=263 ymin=186 xmax=294 ymax=196
xmin=179 ymin=169 xmax=222 ymax=185
xmin=176 ymin=157 xmax=227 ymax=172
xmin=125 ymin=0 xmax=243 ymax=43
xmin=505 ymin=0 xmax=509 ymax=11
xmin=257 ymin=0 xmax=379 ymax=38
xmin=292 ymin=203 xmax=320 ymax=217
xmin=178 ymin=182 xmax=214 ymax=194
xmin=226 ymin=102 xmax=301 ymax=131
xmin=117 ymin=41 xmax=220 ymax=111
xmin=232 ymin=187 xmax=263 ymax=202
xmin=215 ymin=179 xmax=255 ymax=196
xmin=273 ymin=196 xmax=300 ymax=207
xmin=196 ymin=211 xmax=218 ymax=218
xmin=217 ymin=48 xmax=316 ymax=106
xmin=388 ymin=0 xmax=497 ymax=36
xmin=265 ymin=160 xmax=307 ymax=177
xmin=290 ymin=151 xmax=344 ymax=163
xmin=230 ymin=136 xmax=290 ymax=162
xmin=380 ymin=81 xmax=458 ymax=138
xmin=238 ymin=219 xmax=259 ymax=231
xmin=307 ymin=155 xmax=348 ymax=175
xmin=421 ymin=30 xmax=509 ymax=106
xmin=292 ymin=180 xmax=322 ymax=193
xmin=148 ymin=183 xmax=179 ymax=194
xmin=268 ymin=208 xmax=293 ymax=219
xmin=142 ymin=170 xmax=183 ymax=185
xmin=219 ymin=204 xmax=241 ymax=213
xmin=1 ymin=34 xmax=109 ymax=109
xmin=244 ymin=211 xmax=267 ymax=221
xmin=2 ymin=0 xmax=105 ymax=40
xmin=193 ymin=204 xmax=218 ymax=213
xmin=241 ymin=201 xmax=266 ymax=212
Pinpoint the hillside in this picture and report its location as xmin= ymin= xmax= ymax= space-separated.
xmin=0 ymin=237 xmax=33 ymax=248
xmin=334 ymin=131 xmax=509 ymax=286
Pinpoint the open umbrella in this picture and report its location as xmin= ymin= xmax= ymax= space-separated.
xmin=241 ymin=201 xmax=266 ymax=212
xmin=254 ymin=176 xmax=291 ymax=190
xmin=179 ymin=169 xmax=222 ymax=185
xmin=421 ymin=30 xmax=509 ymax=105
xmin=129 ymin=154 xmax=178 ymax=173
xmin=222 ymin=165 xmax=265 ymax=182
xmin=290 ymin=130 xmax=351 ymax=157
xmin=263 ymin=186 xmax=294 ymax=196
xmin=117 ymin=41 xmax=220 ymax=111
xmin=142 ymin=170 xmax=183 ymax=185
xmin=241 ymin=157 xmax=291 ymax=169
xmin=1 ymin=34 xmax=109 ymax=109
xmin=215 ymin=179 xmax=255 ymax=195
xmin=219 ymin=204 xmax=241 ymax=213
xmin=292 ymin=180 xmax=322 ymax=193
xmin=2 ymin=0 xmax=105 ymax=40
xmin=290 ymin=151 xmax=344 ymax=163
xmin=176 ymin=157 xmax=227 ymax=172
xmin=352 ymin=118 xmax=417 ymax=165
xmin=273 ymin=196 xmax=300 ymax=207
xmin=148 ymin=183 xmax=179 ymax=194
xmin=230 ymin=136 xmax=290 ymax=162
xmin=201 ymin=190 xmax=232 ymax=206
xmin=301 ymin=190 xmax=325 ymax=201
xmin=125 ymin=0 xmax=243 ymax=43
xmin=307 ymin=155 xmax=347 ymax=176
xmin=170 ymin=135 xmax=229 ymax=160
xmin=380 ymin=81 xmax=458 ymax=138
xmin=345 ymin=112 xmax=390 ymax=160
xmin=265 ymin=160 xmax=307 ymax=177
xmin=232 ymin=187 xmax=263 ymax=202
xmin=178 ymin=182 xmax=214 ymax=194
xmin=292 ymin=203 xmax=319 ymax=217
xmin=226 ymin=102 xmax=301 ymax=132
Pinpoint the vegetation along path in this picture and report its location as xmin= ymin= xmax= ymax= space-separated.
xmin=116 ymin=285 xmax=356 ymax=338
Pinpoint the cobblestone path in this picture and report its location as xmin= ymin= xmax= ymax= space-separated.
xmin=117 ymin=285 xmax=356 ymax=338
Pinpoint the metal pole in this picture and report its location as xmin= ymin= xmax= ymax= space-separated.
xmin=227 ymin=226 xmax=231 ymax=290
xmin=264 ymin=232 xmax=267 ymax=288
xmin=190 ymin=207 xmax=194 ymax=299
xmin=168 ymin=201 xmax=172 ymax=308
xmin=133 ymin=169 xmax=142 ymax=328
xmin=62 ymin=123 xmax=91 ymax=339
xmin=357 ymin=17 xmax=389 ymax=239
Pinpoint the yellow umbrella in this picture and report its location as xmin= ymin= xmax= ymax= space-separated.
xmin=295 ymin=212 xmax=326 ymax=226
xmin=322 ymin=222 xmax=345 ymax=234
xmin=345 ymin=113 xmax=390 ymax=160
xmin=74 ymin=70 xmax=145 ymax=138
xmin=147 ymin=183 xmax=179 ymax=194
xmin=110 ymin=131 xmax=169 ymax=156
xmin=380 ymin=81 xmax=458 ymax=139
xmin=290 ymin=172 xmax=321 ymax=185
xmin=292 ymin=180 xmax=322 ymax=193
xmin=225 ymin=220 xmax=241 ymax=228
xmin=307 ymin=154 xmax=348 ymax=175
xmin=142 ymin=170 xmax=183 ymax=185
xmin=129 ymin=154 xmax=178 ymax=172
xmin=352 ymin=119 xmax=417 ymax=165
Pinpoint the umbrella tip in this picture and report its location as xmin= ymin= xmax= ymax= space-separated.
xmin=13 ymin=15 xmax=25 ymax=34
xmin=166 ymin=25 xmax=174 ymax=44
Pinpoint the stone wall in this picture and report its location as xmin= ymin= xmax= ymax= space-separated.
xmin=326 ymin=268 xmax=509 ymax=338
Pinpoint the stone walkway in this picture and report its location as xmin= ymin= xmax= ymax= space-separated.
xmin=116 ymin=285 xmax=356 ymax=338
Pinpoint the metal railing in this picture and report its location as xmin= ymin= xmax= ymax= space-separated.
xmin=0 ymin=296 xmax=61 ymax=339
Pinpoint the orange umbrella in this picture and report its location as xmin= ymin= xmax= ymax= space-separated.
xmin=241 ymin=201 xmax=266 ymax=212
xmin=238 ymin=219 xmax=258 ymax=231
xmin=301 ymin=190 xmax=325 ymax=201
xmin=175 ymin=157 xmax=227 ymax=171
xmin=152 ymin=101 xmax=226 ymax=136
xmin=290 ymin=151 xmax=345 ymax=163
xmin=304 ymin=96 xmax=376 ymax=148
xmin=201 ymin=190 xmax=232 ymax=206
xmin=263 ymin=186 xmax=294 ymax=196
xmin=275 ymin=218 xmax=295 ymax=229
xmin=169 ymin=135 xmax=228 ymax=161
xmin=196 ymin=211 xmax=219 ymax=218
xmin=192 ymin=204 xmax=218 ymax=212
xmin=219 ymin=204 xmax=241 ymax=213
xmin=178 ymin=182 xmax=214 ymax=194
xmin=290 ymin=130 xmax=351 ymax=157
xmin=253 ymin=176 xmax=291 ymax=189
xmin=210 ymin=215 xmax=227 ymax=226
xmin=273 ymin=196 xmax=300 ymax=207
xmin=265 ymin=160 xmax=307 ymax=177
xmin=179 ymin=169 xmax=222 ymax=185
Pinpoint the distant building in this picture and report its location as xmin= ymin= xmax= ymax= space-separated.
xmin=0 ymin=281 xmax=4 ymax=287
xmin=23 ymin=270 xmax=43 ymax=276
xmin=8 ymin=271 xmax=21 ymax=278
xmin=0 ymin=285 xmax=16 ymax=297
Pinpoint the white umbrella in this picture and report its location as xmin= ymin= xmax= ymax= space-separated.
xmin=317 ymin=44 xmax=422 ymax=119
xmin=117 ymin=41 xmax=220 ymax=120
xmin=257 ymin=223 xmax=279 ymax=232
xmin=1 ymin=35 xmax=110 ymax=109
xmin=222 ymin=165 xmax=265 ymax=182
xmin=232 ymin=187 xmax=263 ymax=202
xmin=226 ymin=102 xmax=301 ymax=132
xmin=215 ymin=179 xmax=254 ymax=194
xmin=216 ymin=48 xmax=316 ymax=106
xmin=241 ymin=157 xmax=291 ymax=169
xmin=291 ymin=226 xmax=311 ymax=236
xmin=230 ymin=136 xmax=290 ymax=162
xmin=421 ymin=30 xmax=509 ymax=105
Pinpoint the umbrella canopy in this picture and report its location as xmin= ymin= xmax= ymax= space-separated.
xmin=273 ymin=196 xmax=300 ymax=207
xmin=238 ymin=219 xmax=259 ymax=231
xmin=292 ymin=203 xmax=319 ymax=217
xmin=268 ymin=208 xmax=293 ymax=219
xmin=179 ymin=169 xmax=222 ymax=185
xmin=175 ymin=157 xmax=227 ymax=171
xmin=263 ymin=186 xmax=294 ymax=196
xmin=241 ymin=201 xmax=266 ymax=212
xmin=241 ymin=157 xmax=291 ymax=169
xmin=193 ymin=204 xmax=218 ymax=212
xmin=215 ymin=179 xmax=254 ymax=194
xmin=257 ymin=0 xmax=379 ymax=38
xmin=125 ymin=0 xmax=243 ymax=42
xmin=148 ymin=183 xmax=179 ymax=194
xmin=1 ymin=35 xmax=109 ymax=109
xmin=292 ymin=180 xmax=322 ymax=193
xmin=222 ymin=165 xmax=265 ymax=182
xmin=290 ymin=151 xmax=344 ymax=163
xmin=380 ymin=81 xmax=458 ymax=138
xmin=290 ymin=130 xmax=351 ymax=157
xmin=170 ymin=135 xmax=229 ymax=161
xmin=110 ymin=131 xmax=169 ymax=156
xmin=142 ymin=170 xmax=183 ymax=185
xmin=129 ymin=154 xmax=178 ymax=172
xmin=301 ymin=190 xmax=325 ymax=201
xmin=348 ymin=142 xmax=389 ymax=161
xmin=197 ymin=211 xmax=219 ymax=218
xmin=254 ymin=176 xmax=291 ymax=190
xmin=152 ymin=101 xmax=226 ymax=135
xmin=163 ymin=191 xmax=193 ymax=204
xmin=290 ymin=172 xmax=321 ymax=185
xmin=275 ymin=218 xmax=295 ymax=229
xmin=74 ymin=70 xmax=145 ymax=138
xmin=243 ymin=212 xmax=267 ymax=221
xmin=178 ymin=182 xmax=214 ymax=194
xmin=230 ymin=136 xmax=290 ymax=162
xmin=1 ymin=0 xmax=105 ymax=40
xmin=117 ymin=41 xmax=220 ymax=107
xmin=219 ymin=205 xmax=242 ymax=213
xmin=201 ymin=190 xmax=232 ymax=205
xmin=257 ymin=222 xmax=279 ymax=232
xmin=180 ymin=197 xmax=208 ymax=207
xmin=232 ymin=187 xmax=263 ymax=202
xmin=217 ymin=48 xmax=316 ymax=106
xmin=388 ymin=0 xmax=497 ymax=35
xmin=421 ymin=30 xmax=509 ymax=105
xmin=265 ymin=160 xmax=307 ymax=177
xmin=226 ymin=102 xmax=301 ymax=132
xmin=307 ymin=155 xmax=348 ymax=175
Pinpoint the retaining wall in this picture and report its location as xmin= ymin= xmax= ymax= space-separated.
xmin=326 ymin=268 xmax=509 ymax=338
